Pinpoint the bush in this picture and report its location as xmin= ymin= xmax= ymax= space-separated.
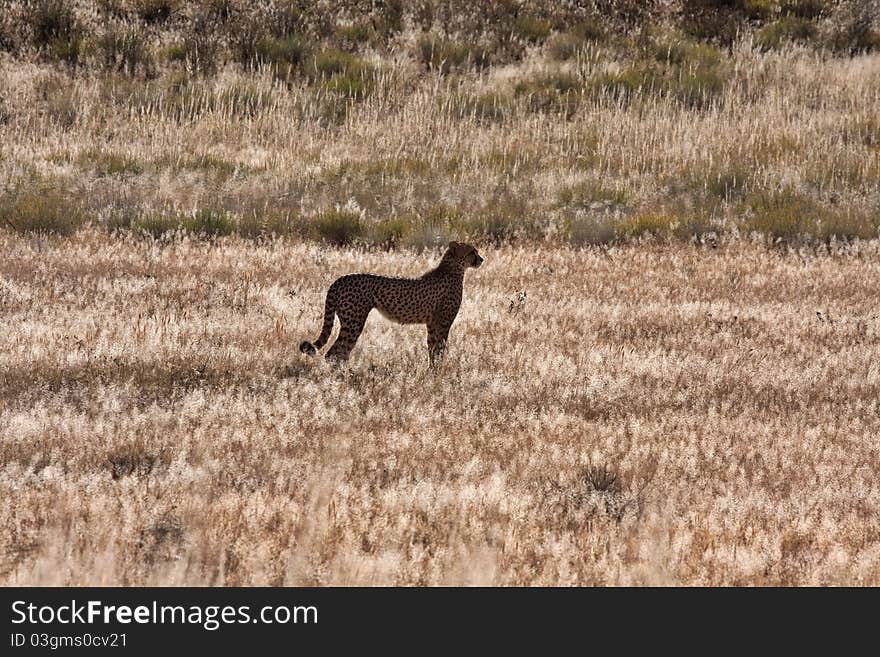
xmin=742 ymin=188 xmax=878 ymax=243
xmin=311 ymin=209 xmax=363 ymax=245
xmin=335 ymin=21 xmax=377 ymax=49
xmin=0 ymin=179 xmax=84 ymax=235
xmin=568 ymin=216 xmax=617 ymax=246
xmin=79 ymin=149 xmax=143 ymax=176
xmin=136 ymin=0 xmax=178 ymax=24
xmin=587 ymin=68 xmax=649 ymax=105
xmin=218 ymin=83 xmax=273 ymax=119
xmin=841 ymin=117 xmax=880 ymax=148
xmin=827 ymin=2 xmax=880 ymax=54
xmin=740 ymin=188 xmax=820 ymax=241
xmin=588 ymin=39 xmax=727 ymax=110
xmin=514 ymin=70 xmax=582 ymax=115
xmin=237 ymin=211 xmax=298 ymax=239
xmin=616 ymin=212 xmax=677 ymax=239
xmin=514 ymin=15 xmax=552 ymax=43
xmin=304 ymin=49 xmax=377 ymax=99
xmin=780 ymin=0 xmax=830 ymax=20
xmin=253 ymin=35 xmax=307 ymax=77
xmin=704 ymin=166 xmax=752 ymax=200
xmin=654 ymin=38 xmax=721 ymax=68
xmin=174 ymin=14 xmax=221 ymax=75
xmin=30 ymin=0 xmax=76 ymax=48
xmin=815 ymin=212 xmax=878 ymax=242
xmin=131 ymin=208 xmax=235 ymax=238
xmin=417 ymin=35 xmax=490 ymax=74
xmin=546 ymin=23 xmax=604 ymax=61
xmin=132 ymin=213 xmax=179 ymax=238
xmin=183 ymin=208 xmax=235 ymax=236
xmin=756 ymin=16 xmax=818 ymax=50
xmin=369 ymin=217 xmax=410 ymax=248
xmin=444 ymin=90 xmax=512 ymax=124
xmin=679 ymin=0 xmax=774 ymax=46
xmin=97 ymin=26 xmax=151 ymax=75
xmin=29 ymin=0 xmax=82 ymax=65
xmin=558 ymin=181 xmax=629 ymax=209
xmin=42 ymin=81 xmax=79 ymax=127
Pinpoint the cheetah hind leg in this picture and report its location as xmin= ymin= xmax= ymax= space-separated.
xmin=325 ymin=311 xmax=369 ymax=362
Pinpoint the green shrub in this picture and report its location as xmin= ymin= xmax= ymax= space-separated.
xmin=335 ymin=21 xmax=377 ymax=48
xmin=0 ymin=179 xmax=84 ymax=235
xmin=136 ymin=0 xmax=178 ymax=24
xmin=547 ymin=21 xmax=605 ymax=61
xmin=44 ymin=83 xmax=79 ymax=127
xmin=704 ymin=166 xmax=752 ymax=200
xmin=183 ymin=208 xmax=235 ymax=236
xmin=654 ymin=38 xmax=721 ymax=68
xmin=587 ymin=68 xmax=650 ymax=105
xmin=30 ymin=0 xmax=77 ymax=48
xmin=675 ymin=214 xmax=720 ymax=241
xmin=218 ymin=83 xmax=273 ymax=118
xmin=756 ymin=17 xmax=818 ymax=50
xmin=567 ymin=216 xmax=617 ymax=246
xmin=237 ymin=211 xmax=298 ymax=239
xmin=741 ymin=188 xmax=877 ymax=243
xmin=827 ymin=3 xmax=880 ymax=54
xmin=48 ymin=33 xmax=82 ymax=65
xmin=680 ymin=0 xmax=774 ymax=46
xmin=589 ymin=47 xmax=727 ymax=110
xmin=514 ymin=15 xmax=552 ymax=43
xmin=166 ymin=44 xmax=186 ymax=62
xmin=369 ymin=217 xmax=410 ymax=248
xmin=417 ymin=35 xmax=490 ymax=74
xmin=254 ymin=35 xmax=307 ymax=77
xmin=514 ymin=70 xmax=582 ymax=115
xmin=674 ymin=67 xmax=727 ymax=109
xmin=132 ymin=213 xmax=180 ymax=238
xmin=815 ymin=212 xmax=878 ymax=242
xmin=311 ymin=209 xmax=363 ymax=245
xmin=450 ymin=195 xmax=541 ymax=243
xmin=841 ymin=117 xmax=880 ymax=148
xmin=780 ymin=0 xmax=830 ymax=20
xmin=97 ymin=26 xmax=151 ymax=75
xmin=28 ymin=0 xmax=83 ymax=65
xmin=174 ymin=14 xmax=221 ymax=75
xmin=557 ymin=182 xmax=629 ymax=209
xmin=79 ymin=149 xmax=144 ymax=176
xmin=616 ymin=212 xmax=677 ymax=239
xmin=444 ymin=91 xmax=512 ymax=124
xmin=740 ymin=188 xmax=820 ymax=241
xmin=131 ymin=208 xmax=235 ymax=238
xmin=305 ymin=49 xmax=376 ymax=99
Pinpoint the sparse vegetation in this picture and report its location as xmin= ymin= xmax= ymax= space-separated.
xmin=2 ymin=235 xmax=879 ymax=585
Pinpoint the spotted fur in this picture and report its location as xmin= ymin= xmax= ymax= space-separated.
xmin=299 ymin=241 xmax=483 ymax=365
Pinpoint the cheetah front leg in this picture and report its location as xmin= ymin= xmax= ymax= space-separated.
xmin=427 ymin=320 xmax=452 ymax=368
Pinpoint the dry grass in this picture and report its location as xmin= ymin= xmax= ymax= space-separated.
xmin=1 ymin=2 xmax=879 ymax=586
xmin=1 ymin=36 xmax=878 ymax=245
xmin=2 ymin=231 xmax=879 ymax=585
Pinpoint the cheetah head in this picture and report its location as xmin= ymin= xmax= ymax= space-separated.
xmin=448 ymin=241 xmax=483 ymax=268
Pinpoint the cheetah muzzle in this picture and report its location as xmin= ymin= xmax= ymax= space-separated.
xmin=299 ymin=241 xmax=483 ymax=366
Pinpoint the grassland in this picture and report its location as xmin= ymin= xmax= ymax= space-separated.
xmin=2 ymin=233 xmax=879 ymax=585
xmin=1 ymin=1 xmax=880 ymax=585
xmin=0 ymin=2 xmax=878 ymax=246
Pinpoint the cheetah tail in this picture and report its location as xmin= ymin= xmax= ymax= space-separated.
xmin=300 ymin=287 xmax=337 ymax=356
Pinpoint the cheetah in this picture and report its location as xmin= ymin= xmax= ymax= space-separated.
xmin=299 ymin=241 xmax=483 ymax=365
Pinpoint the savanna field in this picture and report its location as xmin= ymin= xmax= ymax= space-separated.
xmin=1 ymin=1 xmax=880 ymax=585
